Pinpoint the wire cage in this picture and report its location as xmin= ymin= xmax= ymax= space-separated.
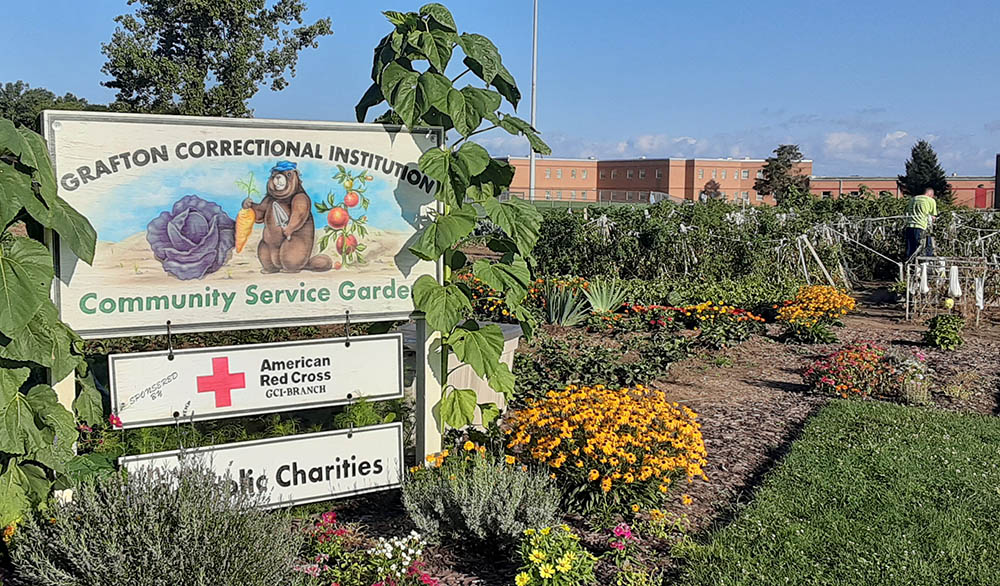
xmin=905 ymin=255 xmax=1000 ymax=326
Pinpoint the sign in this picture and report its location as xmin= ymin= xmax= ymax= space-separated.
xmin=43 ymin=111 xmax=443 ymax=338
xmin=119 ymin=423 xmax=403 ymax=507
xmin=109 ymin=334 xmax=403 ymax=428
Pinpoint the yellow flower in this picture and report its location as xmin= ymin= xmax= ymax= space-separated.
xmin=631 ymin=504 xmax=640 ymax=513
xmin=529 ymin=549 xmax=547 ymax=564
xmin=556 ymin=557 xmax=573 ymax=573
xmin=539 ymin=564 xmax=556 ymax=578
xmin=681 ymin=493 xmax=693 ymax=506
xmin=540 ymin=527 xmax=551 ymax=535
xmin=524 ymin=528 xmax=536 ymax=535
xmin=515 ymin=572 xmax=531 ymax=586
xmin=505 ymin=455 xmax=516 ymax=465
xmin=463 ymin=441 xmax=475 ymax=452
xmin=588 ymin=469 xmax=600 ymax=481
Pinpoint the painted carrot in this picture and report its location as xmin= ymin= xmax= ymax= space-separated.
xmin=235 ymin=208 xmax=255 ymax=253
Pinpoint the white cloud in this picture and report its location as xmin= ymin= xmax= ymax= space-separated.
xmin=880 ymin=130 xmax=909 ymax=149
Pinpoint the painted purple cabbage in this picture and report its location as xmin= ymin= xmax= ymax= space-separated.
xmin=147 ymin=195 xmax=235 ymax=280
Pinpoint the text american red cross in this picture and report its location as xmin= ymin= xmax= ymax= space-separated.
xmin=196 ymin=357 xmax=245 ymax=408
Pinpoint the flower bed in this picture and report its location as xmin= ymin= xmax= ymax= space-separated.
xmin=777 ymin=285 xmax=857 ymax=343
xmin=803 ymin=341 xmax=932 ymax=404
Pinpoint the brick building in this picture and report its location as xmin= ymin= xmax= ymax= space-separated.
xmin=499 ymin=156 xmax=997 ymax=207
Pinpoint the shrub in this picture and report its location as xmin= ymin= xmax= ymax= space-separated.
xmin=515 ymin=525 xmax=597 ymax=586
xmin=542 ymin=281 xmax=590 ymax=326
xmin=402 ymin=442 xmax=559 ymax=550
xmin=803 ymin=342 xmax=932 ymax=404
xmin=676 ymin=301 xmax=766 ymax=348
xmin=924 ymin=314 xmax=965 ymax=350
xmin=777 ymin=285 xmax=856 ymax=343
xmin=505 ymin=385 xmax=708 ymax=513
xmin=294 ymin=512 xmax=436 ymax=586
xmin=9 ymin=461 xmax=302 ymax=586
xmin=583 ymin=278 xmax=628 ymax=313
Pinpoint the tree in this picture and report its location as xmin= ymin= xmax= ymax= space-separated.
xmin=101 ymin=0 xmax=333 ymax=117
xmin=357 ymin=4 xmax=550 ymax=429
xmin=897 ymin=140 xmax=952 ymax=204
xmin=0 ymin=81 xmax=105 ymax=131
xmin=754 ymin=144 xmax=811 ymax=207
xmin=701 ymin=179 xmax=722 ymax=200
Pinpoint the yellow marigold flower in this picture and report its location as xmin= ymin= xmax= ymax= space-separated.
xmin=505 ymin=455 xmax=516 ymax=465
xmin=463 ymin=441 xmax=475 ymax=452
xmin=601 ymin=477 xmax=613 ymax=493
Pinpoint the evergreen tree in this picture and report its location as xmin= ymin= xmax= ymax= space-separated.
xmin=753 ymin=144 xmax=811 ymax=208
xmin=101 ymin=0 xmax=332 ymax=117
xmin=897 ymin=140 xmax=952 ymax=204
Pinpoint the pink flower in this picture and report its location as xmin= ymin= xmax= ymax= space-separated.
xmin=320 ymin=511 xmax=337 ymax=525
xmin=612 ymin=523 xmax=633 ymax=540
xmin=78 ymin=424 xmax=93 ymax=433
xmin=108 ymin=414 xmax=123 ymax=429
xmin=610 ymin=541 xmax=626 ymax=550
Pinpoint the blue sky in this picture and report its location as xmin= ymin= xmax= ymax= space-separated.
xmin=5 ymin=0 xmax=1000 ymax=175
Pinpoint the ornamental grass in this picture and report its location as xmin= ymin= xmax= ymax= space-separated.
xmin=504 ymin=384 xmax=708 ymax=513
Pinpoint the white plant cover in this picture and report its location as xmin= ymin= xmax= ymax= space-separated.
xmin=948 ymin=265 xmax=962 ymax=298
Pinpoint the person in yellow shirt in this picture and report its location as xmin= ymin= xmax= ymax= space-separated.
xmin=904 ymin=187 xmax=937 ymax=260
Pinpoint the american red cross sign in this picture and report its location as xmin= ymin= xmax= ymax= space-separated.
xmin=196 ymin=357 xmax=246 ymax=408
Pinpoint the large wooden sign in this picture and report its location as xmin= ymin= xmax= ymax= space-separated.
xmin=119 ymin=423 xmax=403 ymax=508
xmin=109 ymin=334 xmax=403 ymax=429
xmin=43 ymin=111 xmax=442 ymax=338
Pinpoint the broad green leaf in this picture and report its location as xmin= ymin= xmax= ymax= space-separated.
xmin=383 ymin=10 xmax=410 ymax=26
xmin=472 ymin=257 xmax=531 ymax=303
xmin=418 ymin=31 xmax=448 ymax=72
xmin=17 ymin=128 xmax=58 ymax=202
xmin=1 ymin=301 xmax=82 ymax=380
xmin=0 ymin=463 xmax=31 ymax=527
xmin=449 ymin=322 xmax=505 ymax=379
xmin=417 ymin=72 xmax=452 ymax=113
xmin=412 ymin=275 xmax=471 ymax=333
xmin=446 ymin=89 xmax=475 ymax=137
xmin=451 ymin=142 xmax=490 ymax=181
xmin=62 ymin=453 xmax=116 ymax=486
xmin=485 ymin=360 xmax=515 ymax=398
xmin=420 ymin=3 xmax=457 ymax=32
xmin=380 ymin=61 xmax=414 ymax=103
xmin=0 ymin=382 xmax=45 ymax=457
xmin=471 ymin=158 xmax=516 ymax=191
xmin=18 ymin=462 xmax=50 ymax=506
xmin=25 ymin=384 xmax=77 ymax=472
xmin=410 ymin=206 xmax=476 ymax=261
xmin=460 ymin=86 xmax=502 ymax=117
xmin=419 ymin=147 xmax=450 ymax=183
xmin=390 ymin=68 xmax=423 ymax=129
xmin=0 ymin=237 xmax=55 ymax=335
xmin=482 ymin=196 xmax=543 ymax=258
xmin=478 ymin=402 xmax=501 ymax=428
xmin=355 ymin=82 xmax=385 ymax=123
xmin=459 ymin=33 xmax=501 ymax=85
xmin=370 ymin=33 xmax=395 ymax=80
xmin=74 ymin=366 xmax=105 ymax=427
xmin=439 ymin=387 xmax=477 ymax=428
xmin=445 ymin=249 xmax=467 ymax=271
xmin=513 ymin=304 xmax=536 ymax=339
xmin=0 ymin=162 xmax=30 ymax=228
xmin=491 ymin=63 xmax=522 ymax=109
xmin=0 ymin=118 xmax=30 ymax=160
xmin=499 ymin=114 xmax=552 ymax=155
xmin=0 ymin=367 xmax=30 ymax=395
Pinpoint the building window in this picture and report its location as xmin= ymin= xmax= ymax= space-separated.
xmin=582 ymin=170 xmax=589 ymax=179
xmin=611 ymin=170 xmax=617 ymax=178
xmin=698 ymin=169 xmax=704 ymax=179
xmin=755 ymin=170 xmax=763 ymax=179
xmin=822 ymin=191 xmax=832 ymax=198
xmin=639 ymin=169 xmax=646 ymax=179
xmin=570 ymin=190 xmax=576 ymax=199
xmin=570 ymin=169 xmax=576 ymax=179
xmin=756 ymin=192 xmax=764 ymax=201
xmin=556 ymin=169 xmax=562 ymax=179
xmin=581 ymin=190 xmax=588 ymax=199
xmin=627 ymin=169 xmax=634 ymax=179
xmin=743 ymin=191 xmax=749 ymax=200
xmin=712 ymin=169 xmax=717 ymax=179
xmin=742 ymin=170 xmax=750 ymax=179
xmin=599 ymin=170 xmax=605 ymax=178
xmin=721 ymin=170 xmax=727 ymax=179
xmin=544 ymin=168 xmax=551 ymax=179
xmin=545 ymin=191 xmax=551 ymax=200
xmin=655 ymin=169 xmax=663 ymax=178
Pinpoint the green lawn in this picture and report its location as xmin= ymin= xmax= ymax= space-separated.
xmin=676 ymin=400 xmax=1000 ymax=585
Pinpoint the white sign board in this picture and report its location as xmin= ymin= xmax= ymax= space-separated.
xmin=110 ymin=334 xmax=403 ymax=428
xmin=120 ymin=424 xmax=403 ymax=507
xmin=43 ymin=110 xmax=442 ymax=338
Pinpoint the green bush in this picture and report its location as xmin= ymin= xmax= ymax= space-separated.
xmin=583 ymin=277 xmax=628 ymax=313
xmin=9 ymin=461 xmax=302 ymax=586
xmin=515 ymin=525 xmax=597 ymax=586
xmin=403 ymin=443 xmax=559 ymax=550
xmin=542 ymin=281 xmax=590 ymax=326
xmin=924 ymin=314 xmax=965 ymax=350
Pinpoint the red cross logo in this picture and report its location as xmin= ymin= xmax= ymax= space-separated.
xmin=196 ymin=357 xmax=245 ymax=408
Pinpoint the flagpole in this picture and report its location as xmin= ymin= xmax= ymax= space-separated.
xmin=528 ymin=0 xmax=538 ymax=201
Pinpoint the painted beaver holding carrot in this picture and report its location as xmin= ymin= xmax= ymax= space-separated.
xmin=241 ymin=161 xmax=332 ymax=273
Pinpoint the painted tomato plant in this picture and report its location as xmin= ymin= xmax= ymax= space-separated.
xmin=315 ymin=166 xmax=371 ymax=268
xmin=0 ymin=117 xmax=105 ymax=526
xmin=356 ymin=3 xmax=551 ymax=429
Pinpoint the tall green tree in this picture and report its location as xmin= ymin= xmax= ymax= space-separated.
xmin=897 ymin=140 xmax=952 ymax=204
xmin=357 ymin=4 xmax=550 ymax=429
xmin=101 ymin=0 xmax=333 ymax=117
xmin=754 ymin=144 xmax=811 ymax=207
xmin=0 ymin=81 xmax=106 ymax=131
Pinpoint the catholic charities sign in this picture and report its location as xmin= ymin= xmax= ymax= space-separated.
xmin=120 ymin=424 xmax=404 ymax=507
xmin=109 ymin=334 xmax=403 ymax=428
xmin=43 ymin=111 xmax=443 ymax=338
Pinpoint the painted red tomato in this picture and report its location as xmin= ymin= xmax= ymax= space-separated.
xmin=343 ymin=191 xmax=360 ymax=208
xmin=335 ymin=234 xmax=358 ymax=255
xmin=327 ymin=207 xmax=349 ymax=230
